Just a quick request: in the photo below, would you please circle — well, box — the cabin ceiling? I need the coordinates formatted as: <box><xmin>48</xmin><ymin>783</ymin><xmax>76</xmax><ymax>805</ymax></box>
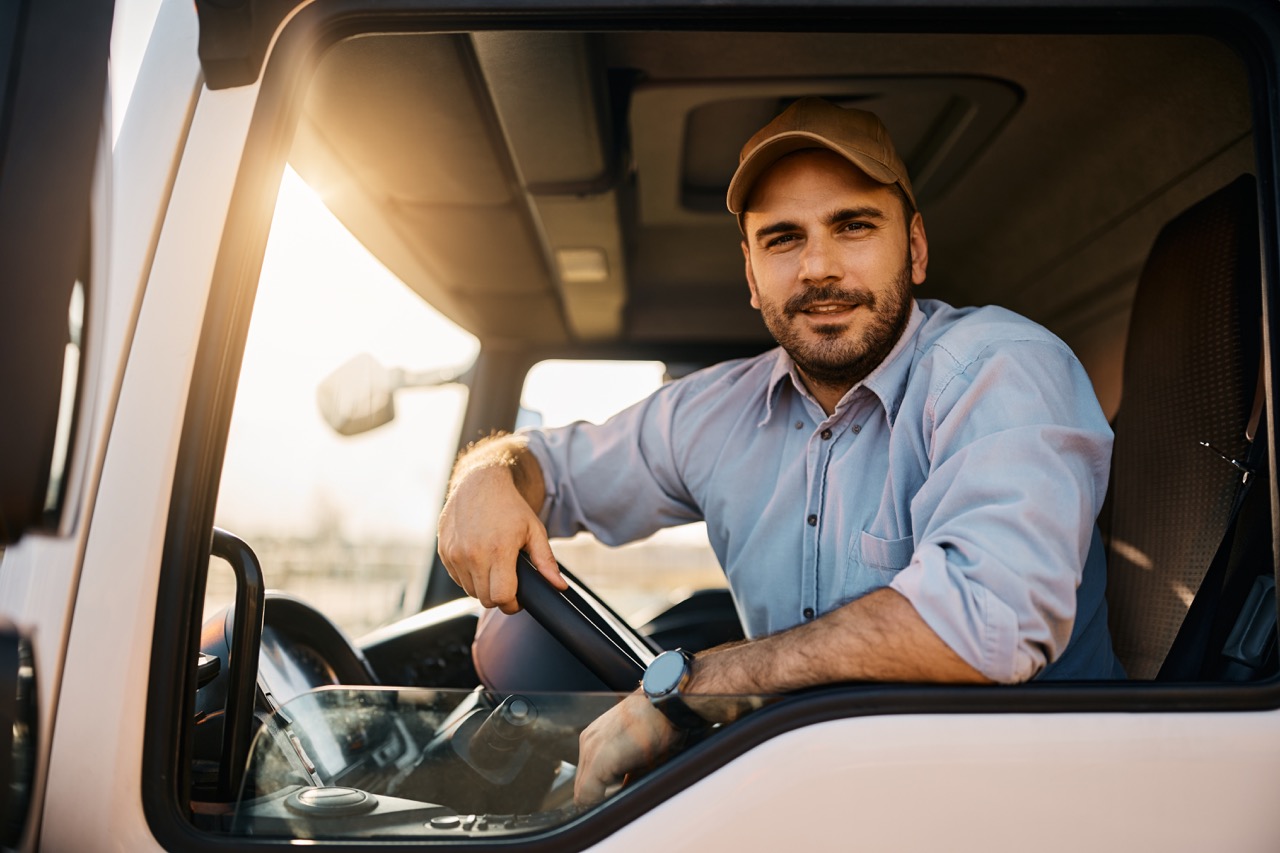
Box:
<box><xmin>288</xmin><ymin>28</ymin><xmax>1253</xmax><ymax>410</ymax></box>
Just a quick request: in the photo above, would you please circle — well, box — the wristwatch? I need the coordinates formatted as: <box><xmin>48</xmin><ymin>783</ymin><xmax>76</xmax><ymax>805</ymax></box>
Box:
<box><xmin>642</xmin><ymin>648</ymin><xmax>708</xmax><ymax>730</ymax></box>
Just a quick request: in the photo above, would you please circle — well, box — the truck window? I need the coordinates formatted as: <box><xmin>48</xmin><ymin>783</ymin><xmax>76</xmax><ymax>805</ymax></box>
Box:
<box><xmin>138</xmin><ymin>16</ymin><xmax>1280</xmax><ymax>853</ymax></box>
<box><xmin>210</xmin><ymin>167</ymin><xmax>478</xmax><ymax>637</ymax></box>
<box><xmin>519</xmin><ymin>359</ymin><xmax>727</xmax><ymax>624</ymax></box>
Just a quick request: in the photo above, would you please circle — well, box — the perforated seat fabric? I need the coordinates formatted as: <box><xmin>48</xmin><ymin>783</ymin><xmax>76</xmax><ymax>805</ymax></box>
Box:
<box><xmin>1105</xmin><ymin>175</ymin><xmax>1261</xmax><ymax>680</ymax></box>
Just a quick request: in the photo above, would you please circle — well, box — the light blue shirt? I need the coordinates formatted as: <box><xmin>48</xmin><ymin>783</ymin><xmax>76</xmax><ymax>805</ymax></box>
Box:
<box><xmin>525</xmin><ymin>299</ymin><xmax>1122</xmax><ymax>682</ymax></box>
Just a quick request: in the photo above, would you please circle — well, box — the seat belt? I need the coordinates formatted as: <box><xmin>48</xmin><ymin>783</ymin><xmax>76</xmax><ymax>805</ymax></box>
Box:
<box><xmin>1157</xmin><ymin>364</ymin><xmax>1270</xmax><ymax>682</ymax></box>
<box><xmin>1218</xmin><ymin>573</ymin><xmax>1278</xmax><ymax>679</ymax></box>
<box><xmin>1202</xmin><ymin>439</ymin><xmax>1276</xmax><ymax>680</ymax></box>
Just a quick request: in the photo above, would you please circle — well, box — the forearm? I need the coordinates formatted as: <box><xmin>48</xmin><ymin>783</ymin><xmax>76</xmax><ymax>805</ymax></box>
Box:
<box><xmin>575</xmin><ymin>583</ymin><xmax>991</xmax><ymax>807</ymax></box>
<box><xmin>577</xmin><ymin>587</ymin><xmax>991</xmax><ymax>804</ymax></box>
<box><xmin>448</xmin><ymin>432</ymin><xmax>546</xmax><ymax>512</ymax></box>
<box><xmin>689</xmin><ymin>587</ymin><xmax>990</xmax><ymax>699</ymax></box>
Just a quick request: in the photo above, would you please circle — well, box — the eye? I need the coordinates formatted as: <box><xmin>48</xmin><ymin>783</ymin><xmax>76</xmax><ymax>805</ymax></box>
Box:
<box><xmin>764</xmin><ymin>233</ymin><xmax>799</xmax><ymax>249</ymax></box>
<box><xmin>840</xmin><ymin>221</ymin><xmax>872</xmax><ymax>234</ymax></box>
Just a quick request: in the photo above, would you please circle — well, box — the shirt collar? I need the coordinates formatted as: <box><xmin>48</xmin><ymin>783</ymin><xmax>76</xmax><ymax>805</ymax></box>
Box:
<box><xmin>858</xmin><ymin>299</ymin><xmax>924</xmax><ymax>426</ymax></box>
<box><xmin>759</xmin><ymin>348</ymin><xmax>799</xmax><ymax>427</ymax></box>
<box><xmin>759</xmin><ymin>299</ymin><xmax>925</xmax><ymax>428</ymax></box>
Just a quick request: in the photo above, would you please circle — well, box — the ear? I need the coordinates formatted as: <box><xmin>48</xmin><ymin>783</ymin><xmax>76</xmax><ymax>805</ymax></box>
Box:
<box><xmin>908</xmin><ymin>212</ymin><xmax>929</xmax><ymax>286</ymax></box>
<box><xmin>742</xmin><ymin>241</ymin><xmax>761</xmax><ymax>309</ymax></box>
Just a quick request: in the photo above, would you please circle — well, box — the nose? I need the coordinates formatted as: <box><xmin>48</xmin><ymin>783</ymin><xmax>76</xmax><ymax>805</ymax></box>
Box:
<box><xmin>798</xmin><ymin>233</ymin><xmax>842</xmax><ymax>285</ymax></box>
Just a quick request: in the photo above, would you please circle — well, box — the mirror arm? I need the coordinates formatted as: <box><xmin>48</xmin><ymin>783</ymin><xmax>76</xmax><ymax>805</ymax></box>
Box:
<box><xmin>399</xmin><ymin>365</ymin><xmax>471</xmax><ymax>389</ymax></box>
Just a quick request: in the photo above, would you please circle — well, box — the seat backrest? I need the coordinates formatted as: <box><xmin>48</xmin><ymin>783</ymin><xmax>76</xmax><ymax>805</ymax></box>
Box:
<box><xmin>1104</xmin><ymin>175</ymin><xmax>1262</xmax><ymax>679</ymax></box>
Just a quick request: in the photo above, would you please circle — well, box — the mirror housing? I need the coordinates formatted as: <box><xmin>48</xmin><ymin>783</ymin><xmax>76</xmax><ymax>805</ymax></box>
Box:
<box><xmin>316</xmin><ymin>353</ymin><xmax>471</xmax><ymax>436</ymax></box>
<box><xmin>316</xmin><ymin>353</ymin><xmax>398</xmax><ymax>436</ymax></box>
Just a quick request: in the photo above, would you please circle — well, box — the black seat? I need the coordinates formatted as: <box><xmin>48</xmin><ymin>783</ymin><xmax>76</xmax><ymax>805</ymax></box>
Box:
<box><xmin>1103</xmin><ymin>175</ymin><xmax>1267</xmax><ymax>680</ymax></box>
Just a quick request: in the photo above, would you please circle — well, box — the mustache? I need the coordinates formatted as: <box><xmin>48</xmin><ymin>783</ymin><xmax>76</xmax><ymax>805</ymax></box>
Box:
<box><xmin>784</xmin><ymin>286</ymin><xmax>877</xmax><ymax>315</ymax></box>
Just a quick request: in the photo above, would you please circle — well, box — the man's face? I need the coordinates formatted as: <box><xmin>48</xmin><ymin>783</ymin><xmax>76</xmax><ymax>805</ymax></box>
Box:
<box><xmin>741</xmin><ymin>149</ymin><xmax>929</xmax><ymax>394</ymax></box>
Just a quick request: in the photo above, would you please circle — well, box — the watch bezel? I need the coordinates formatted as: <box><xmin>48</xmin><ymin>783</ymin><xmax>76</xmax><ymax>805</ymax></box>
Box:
<box><xmin>643</xmin><ymin>649</ymin><xmax>693</xmax><ymax>698</ymax></box>
<box><xmin>643</xmin><ymin>649</ymin><xmax>707</xmax><ymax>730</ymax></box>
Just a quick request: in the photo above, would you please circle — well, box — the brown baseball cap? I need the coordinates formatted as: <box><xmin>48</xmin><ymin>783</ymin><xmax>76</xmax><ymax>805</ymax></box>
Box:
<box><xmin>726</xmin><ymin>98</ymin><xmax>916</xmax><ymax>220</ymax></box>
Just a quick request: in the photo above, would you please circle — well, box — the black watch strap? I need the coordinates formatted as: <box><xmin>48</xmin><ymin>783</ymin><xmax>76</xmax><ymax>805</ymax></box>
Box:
<box><xmin>653</xmin><ymin>691</ymin><xmax>708</xmax><ymax>730</ymax></box>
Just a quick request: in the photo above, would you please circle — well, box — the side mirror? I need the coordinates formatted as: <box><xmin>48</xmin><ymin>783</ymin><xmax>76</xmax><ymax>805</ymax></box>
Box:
<box><xmin>315</xmin><ymin>353</ymin><xmax>471</xmax><ymax>437</ymax></box>
<box><xmin>0</xmin><ymin>620</ymin><xmax>37</xmax><ymax>848</ymax></box>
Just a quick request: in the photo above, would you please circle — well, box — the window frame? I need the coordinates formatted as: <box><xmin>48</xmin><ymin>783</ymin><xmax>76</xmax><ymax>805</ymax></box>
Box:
<box><xmin>145</xmin><ymin>1</ymin><xmax>1280</xmax><ymax>850</ymax></box>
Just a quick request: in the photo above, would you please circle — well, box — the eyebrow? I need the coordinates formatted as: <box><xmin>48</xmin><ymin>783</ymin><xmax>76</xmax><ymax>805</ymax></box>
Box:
<box><xmin>751</xmin><ymin>206</ymin><xmax>890</xmax><ymax>243</ymax></box>
<box><xmin>752</xmin><ymin>219</ymin><xmax>801</xmax><ymax>241</ymax></box>
<box><xmin>827</xmin><ymin>206</ymin><xmax>889</xmax><ymax>225</ymax></box>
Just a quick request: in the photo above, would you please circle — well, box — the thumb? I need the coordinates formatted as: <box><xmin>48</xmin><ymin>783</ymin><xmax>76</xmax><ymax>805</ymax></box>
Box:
<box><xmin>525</xmin><ymin>523</ymin><xmax>566</xmax><ymax>590</ymax></box>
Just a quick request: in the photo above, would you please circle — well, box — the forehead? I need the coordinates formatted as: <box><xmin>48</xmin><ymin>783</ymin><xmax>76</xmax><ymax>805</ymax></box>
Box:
<box><xmin>743</xmin><ymin>149</ymin><xmax>897</xmax><ymax>225</ymax></box>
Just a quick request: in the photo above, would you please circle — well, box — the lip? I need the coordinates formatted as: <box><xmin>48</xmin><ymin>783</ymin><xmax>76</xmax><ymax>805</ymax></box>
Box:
<box><xmin>796</xmin><ymin>302</ymin><xmax>859</xmax><ymax>316</ymax></box>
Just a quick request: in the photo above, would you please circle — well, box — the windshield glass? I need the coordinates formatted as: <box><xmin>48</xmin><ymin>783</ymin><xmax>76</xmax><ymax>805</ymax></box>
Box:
<box><xmin>211</xmin><ymin>167</ymin><xmax>478</xmax><ymax>637</ymax></box>
<box><xmin>231</xmin><ymin>686</ymin><xmax>772</xmax><ymax>840</ymax></box>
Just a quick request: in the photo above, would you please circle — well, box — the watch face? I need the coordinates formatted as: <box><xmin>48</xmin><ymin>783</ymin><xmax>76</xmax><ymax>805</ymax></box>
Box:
<box><xmin>643</xmin><ymin>650</ymin><xmax>686</xmax><ymax>697</ymax></box>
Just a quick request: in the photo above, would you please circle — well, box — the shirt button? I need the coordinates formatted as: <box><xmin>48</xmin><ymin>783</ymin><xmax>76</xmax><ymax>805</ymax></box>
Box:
<box><xmin>851</xmin><ymin>424</ymin><xmax>862</xmax><ymax>434</ymax></box>
<box><xmin>794</xmin><ymin>421</ymin><xmax>804</xmax><ymax>430</ymax></box>
<box><xmin>803</xmin><ymin>607</ymin><xmax>815</xmax><ymax>620</ymax></box>
<box><xmin>806</xmin><ymin>514</ymin><xmax>817</xmax><ymax>526</ymax></box>
<box><xmin>820</xmin><ymin>428</ymin><xmax>832</xmax><ymax>440</ymax></box>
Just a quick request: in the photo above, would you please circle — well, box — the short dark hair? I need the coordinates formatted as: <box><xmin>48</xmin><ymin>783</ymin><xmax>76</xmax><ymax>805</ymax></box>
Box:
<box><xmin>887</xmin><ymin>182</ymin><xmax>917</xmax><ymax>234</ymax></box>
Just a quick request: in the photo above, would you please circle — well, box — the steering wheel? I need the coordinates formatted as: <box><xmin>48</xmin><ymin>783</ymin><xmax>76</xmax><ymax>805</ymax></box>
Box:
<box><xmin>513</xmin><ymin>552</ymin><xmax>655</xmax><ymax>691</ymax></box>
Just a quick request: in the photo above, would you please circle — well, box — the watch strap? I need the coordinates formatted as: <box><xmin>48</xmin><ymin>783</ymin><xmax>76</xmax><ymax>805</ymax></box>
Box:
<box><xmin>645</xmin><ymin>648</ymin><xmax>708</xmax><ymax>730</ymax></box>
<box><xmin>652</xmin><ymin>691</ymin><xmax>708</xmax><ymax>730</ymax></box>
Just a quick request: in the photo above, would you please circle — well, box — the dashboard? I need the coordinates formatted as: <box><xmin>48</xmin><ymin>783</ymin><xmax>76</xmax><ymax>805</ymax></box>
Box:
<box><xmin>194</xmin><ymin>592</ymin><xmax>379</xmax><ymax>795</ymax></box>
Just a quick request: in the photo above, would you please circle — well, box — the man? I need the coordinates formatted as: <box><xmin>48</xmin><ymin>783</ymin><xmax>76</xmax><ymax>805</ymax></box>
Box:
<box><xmin>437</xmin><ymin>98</ymin><xmax>1120</xmax><ymax>806</ymax></box>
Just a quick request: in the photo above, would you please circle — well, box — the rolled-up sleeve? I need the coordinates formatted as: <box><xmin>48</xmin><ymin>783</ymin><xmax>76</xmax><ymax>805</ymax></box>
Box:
<box><xmin>889</xmin><ymin>340</ymin><xmax>1113</xmax><ymax>683</ymax></box>
<box><xmin>523</xmin><ymin>384</ymin><xmax>703</xmax><ymax>545</ymax></box>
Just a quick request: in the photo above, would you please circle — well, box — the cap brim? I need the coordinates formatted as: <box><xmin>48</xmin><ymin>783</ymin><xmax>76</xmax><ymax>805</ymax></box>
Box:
<box><xmin>726</xmin><ymin>131</ymin><xmax>901</xmax><ymax>214</ymax></box>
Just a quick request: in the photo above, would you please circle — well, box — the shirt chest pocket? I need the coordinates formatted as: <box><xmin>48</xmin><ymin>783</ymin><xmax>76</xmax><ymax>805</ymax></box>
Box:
<box><xmin>842</xmin><ymin>530</ymin><xmax>915</xmax><ymax>601</ymax></box>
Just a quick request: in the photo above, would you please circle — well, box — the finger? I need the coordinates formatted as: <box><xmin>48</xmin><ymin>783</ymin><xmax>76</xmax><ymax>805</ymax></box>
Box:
<box><xmin>525</xmin><ymin>523</ymin><xmax>566</xmax><ymax>590</ymax></box>
<box><xmin>490</xmin><ymin>557</ymin><xmax>520</xmax><ymax>614</ymax></box>
<box><xmin>440</xmin><ymin>555</ymin><xmax>461</xmax><ymax>588</ymax></box>
<box><xmin>472</xmin><ymin>560</ymin><xmax>492</xmax><ymax>609</ymax></box>
<box><xmin>574</xmin><ymin>732</ymin><xmax>610</xmax><ymax>807</ymax></box>
<box><xmin>440</xmin><ymin>553</ymin><xmax>475</xmax><ymax>599</ymax></box>
<box><xmin>574</xmin><ymin>771</ymin><xmax>607</xmax><ymax>808</ymax></box>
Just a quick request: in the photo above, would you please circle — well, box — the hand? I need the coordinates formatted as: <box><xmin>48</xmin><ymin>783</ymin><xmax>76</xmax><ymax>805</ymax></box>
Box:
<box><xmin>575</xmin><ymin>692</ymin><xmax>682</xmax><ymax>807</ymax></box>
<box><xmin>437</xmin><ymin>464</ymin><xmax>563</xmax><ymax>614</ymax></box>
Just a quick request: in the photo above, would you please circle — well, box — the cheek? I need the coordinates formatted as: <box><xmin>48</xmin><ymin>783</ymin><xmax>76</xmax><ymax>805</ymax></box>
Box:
<box><xmin>854</xmin><ymin>247</ymin><xmax>906</xmax><ymax>288</ymax></box>
<box><xmin>749</xmin><ymin>258</ymin><xmax>794</xmax><ymax>300</ymax></box>
<box><xmin>752</xmin><ymin>279</ymin><xmax>787</xmax><ymax>312</ymax></box>
<box><xmin>746</xmin><ymin>259</ymin><xmax>780</xmax><ymax>308</ymax></box>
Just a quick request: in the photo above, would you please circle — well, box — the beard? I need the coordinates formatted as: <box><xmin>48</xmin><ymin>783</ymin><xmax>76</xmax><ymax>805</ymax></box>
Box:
<box><xmin>758</xmin><ymin>251</ymin><xmax>915</xmax><ymax>394</ymax></box>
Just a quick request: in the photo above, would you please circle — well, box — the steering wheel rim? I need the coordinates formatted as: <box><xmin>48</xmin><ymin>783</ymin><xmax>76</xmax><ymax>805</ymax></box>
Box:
<box><xmin>513</xmin><ymin>552</ymin><xmax>656</xmax><ymax>691</ymax></box>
